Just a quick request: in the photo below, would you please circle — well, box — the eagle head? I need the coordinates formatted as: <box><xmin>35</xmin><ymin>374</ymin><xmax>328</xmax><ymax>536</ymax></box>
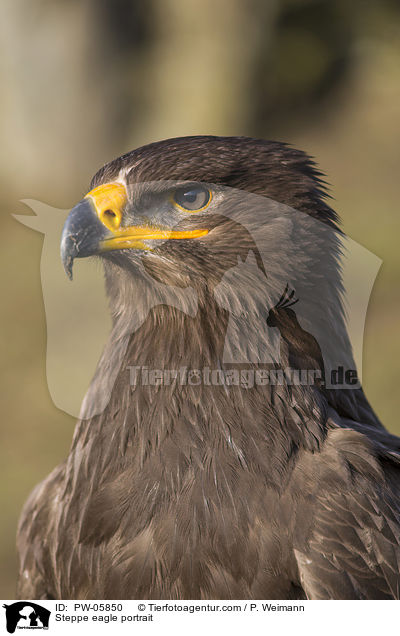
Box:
<box><xmin>61</xmin><ymin>136</ymin><xmax>338</xmax><ymax>294</ymax></box>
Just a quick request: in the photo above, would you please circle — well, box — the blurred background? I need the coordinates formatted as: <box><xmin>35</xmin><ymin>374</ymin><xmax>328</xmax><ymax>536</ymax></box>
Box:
<box><xmin>1</xmin><ymin>0</ymin><xmax>399</xmax><ymax>597</ymax></box>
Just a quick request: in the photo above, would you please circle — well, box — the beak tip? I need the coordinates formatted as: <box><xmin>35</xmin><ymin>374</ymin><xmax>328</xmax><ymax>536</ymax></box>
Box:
<box><xmin>65</xmin><ymin>262</ymin><xmax>73</xmax><ymax>280</ymax></box>
<box><xmin>61</xmin><ymin>253</ymin><xmax>74</xmax><ymax>280</ymax></box>
<box><xmin>60</xmin><ymin>235</ymin><xmax>74</xmax><ymax>280</ymax></box>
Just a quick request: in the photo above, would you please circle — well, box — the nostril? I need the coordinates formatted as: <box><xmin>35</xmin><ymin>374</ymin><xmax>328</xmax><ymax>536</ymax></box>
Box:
<box><xmin>100</xmin><ymin>208</ymin><xmax>120</xmax><ymax>230</ymax></box>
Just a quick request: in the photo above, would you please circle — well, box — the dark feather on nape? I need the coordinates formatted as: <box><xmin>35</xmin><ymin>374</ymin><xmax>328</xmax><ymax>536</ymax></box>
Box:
<box><xmin>275</xmin><ymin>284</ymin><xmax>299</xmax><ymax>310</ymax></box>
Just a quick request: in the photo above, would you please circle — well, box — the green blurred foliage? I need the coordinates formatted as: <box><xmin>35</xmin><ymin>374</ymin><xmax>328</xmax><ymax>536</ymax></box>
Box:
<box><xmin>0</xmin><ymin>0</ymin><xmax>399</xmax><ymax>597</ymax></box>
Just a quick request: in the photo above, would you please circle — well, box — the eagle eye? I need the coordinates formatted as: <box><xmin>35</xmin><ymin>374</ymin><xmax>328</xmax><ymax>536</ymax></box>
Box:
<box><xmin>172</xmin><ymin>185</ymin><xmax>212</xmax><ymax>212</ymax></box>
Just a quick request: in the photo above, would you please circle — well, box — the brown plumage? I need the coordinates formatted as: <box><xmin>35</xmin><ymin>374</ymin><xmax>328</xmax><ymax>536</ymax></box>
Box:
<box><xmin>17</xmin><ymin>136</ymin><xmax>400</xmax><ymax>599</ymax></box>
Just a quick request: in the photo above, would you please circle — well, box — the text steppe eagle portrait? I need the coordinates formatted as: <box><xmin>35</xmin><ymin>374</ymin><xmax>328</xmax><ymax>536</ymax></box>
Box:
<box><xmin>17</xmin><ymin>136</ymin><xmax>400</xmax><ymax>599</ymax></box>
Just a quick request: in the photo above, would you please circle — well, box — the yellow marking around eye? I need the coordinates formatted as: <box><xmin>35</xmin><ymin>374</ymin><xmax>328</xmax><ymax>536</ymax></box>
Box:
<box><xmin>171</xmin><ymin>189</ymin><xmax>213</xmax><ymax>213</ymax></box>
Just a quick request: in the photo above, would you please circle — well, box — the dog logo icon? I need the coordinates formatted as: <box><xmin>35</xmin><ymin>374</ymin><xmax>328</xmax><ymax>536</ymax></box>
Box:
<box><xmin>3</xmin><ymin>602</ymin><xmax>50</xmax><ymax>633</ymax></box>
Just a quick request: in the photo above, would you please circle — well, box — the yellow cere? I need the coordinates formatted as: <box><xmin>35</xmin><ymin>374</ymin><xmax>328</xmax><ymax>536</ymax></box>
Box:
<box><xmin>85</xmin><ymin>182</ymin><xmax>127</xmax><ymax>231</ymax></box>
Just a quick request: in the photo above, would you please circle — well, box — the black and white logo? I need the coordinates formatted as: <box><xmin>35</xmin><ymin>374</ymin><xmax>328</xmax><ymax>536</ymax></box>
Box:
<box><xmin>2</xmin><ymin>602</ymin><xmax>50</xmax><ymax>633</ymax></box>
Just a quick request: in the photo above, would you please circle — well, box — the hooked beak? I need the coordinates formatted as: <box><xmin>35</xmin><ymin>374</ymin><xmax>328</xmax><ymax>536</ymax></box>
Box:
<box><xmin>60</xmin><ymin>182</ymin><xmax>208</xmax><ymax>279</ymax></box>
